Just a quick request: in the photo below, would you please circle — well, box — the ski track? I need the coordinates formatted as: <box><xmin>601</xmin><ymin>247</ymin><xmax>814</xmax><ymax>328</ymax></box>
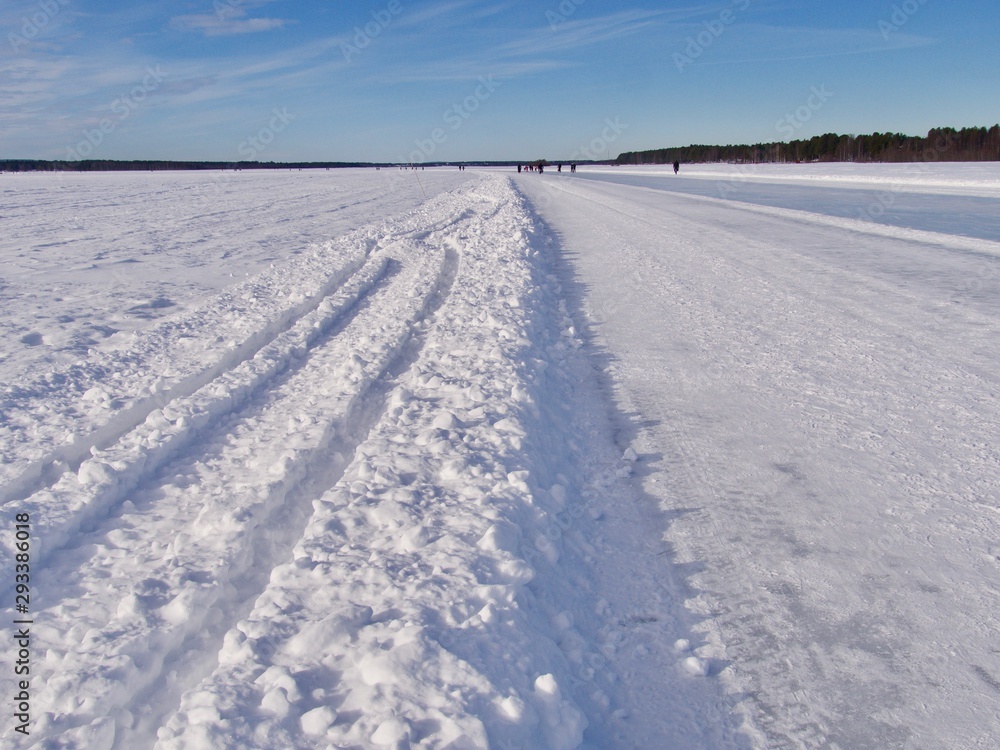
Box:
<box><xmin>0</xmin><ymin>181</ymin><xmax>466</xmax><ymax>747</ymax></box>
<box><xmin>0</xmin><ymin>175</ymin><xmax>477</xmax><ymax>564</ymax></box>
<box><xmin>38</xmin><ymin>243</ymin><xmax>437</xmax><ymax>738</ymax></box>
<box><xmin>0</xmin><ymin>174</ymin><xmax>751</xmax><ymax>749</ymax></box>
<box><xmin>0</xmin><ymin>170</ymin><xmax>466</xmax><ymax>510</ymax></box>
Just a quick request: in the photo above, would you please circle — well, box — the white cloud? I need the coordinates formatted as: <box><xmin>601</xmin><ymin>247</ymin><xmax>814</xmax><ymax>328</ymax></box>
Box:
<box><xmin>171</xmin><ymin>1</ymin><xmax>291</xmax><ymax>37</ymax></box>
<box><xmin>170</xmin><ymin>13</ymin><xmax>288</xmax><ymax>36</ymax></box>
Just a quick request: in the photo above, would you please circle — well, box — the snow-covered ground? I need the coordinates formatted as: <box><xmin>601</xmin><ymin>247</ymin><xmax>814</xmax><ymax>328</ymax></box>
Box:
<box><xmin>0</xmin><ymin>169</ymin><xmax>468</xmax><ymax>386</ymax></box>
<box><xmin>519</xmin><ymin>164</ymin><xmax>1000</xmax><ymax>749</ymax></box>
<box><xmin>0</xmin><ymin>164</ymin><xmax>998</xmax><ymax>749</ymax></box>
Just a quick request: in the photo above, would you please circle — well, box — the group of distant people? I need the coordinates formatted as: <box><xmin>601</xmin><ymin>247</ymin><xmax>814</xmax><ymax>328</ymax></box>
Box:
<box><xmin>514</xmin><ymin>161</ymin><xmax>678</xmax><ymax>173</ymax></box>
<box><xmin>389</xmin><ymin>160</ymin><xmax>678</xmax><ymax>173</ymax></box>
<box><xmin>517</xmin><ymin>163</ymin><xmax>576</xmax><ymax>174</ymax></box>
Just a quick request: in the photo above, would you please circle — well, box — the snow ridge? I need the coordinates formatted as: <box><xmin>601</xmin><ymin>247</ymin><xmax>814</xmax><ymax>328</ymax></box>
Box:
<box><xmin>154</xmin><ymin>177</ymin><xmax>592</xmax><ymax>749</ymax></box>
<box><xmin>0</xmin><ymin>234</ymin><xmax>370</xmax><ymax>507</ymax></box>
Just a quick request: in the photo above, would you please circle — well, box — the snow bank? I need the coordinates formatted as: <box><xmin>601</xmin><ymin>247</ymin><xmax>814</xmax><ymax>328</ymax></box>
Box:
<box><xmin>155</xmin><ymin>177</ymin><xmax>593</xmax><ymax>750</ymax></box>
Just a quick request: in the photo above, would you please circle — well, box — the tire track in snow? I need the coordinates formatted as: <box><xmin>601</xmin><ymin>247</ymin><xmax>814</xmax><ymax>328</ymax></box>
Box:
<box><xmin>0</xmin><ymin>182</ymin><xmax>478</xmax><ymax>512</ymax></box>
<box><xmin>0</xmin><ymin>203</ymin><xmax>487</xmax><ymax>583</ymax></box>
<box><xmin>0</xmin><ymin>252</ymin><xmax>389</xmax><ymax>580</ymax></box>
<box><xmin>0</xmin><ymin>241</ymin><xmax>373</xmax><ymax>509</ymax></box>
<box><xmin>1</xmin><ymin>217</ymin><xmax>469</xmax><ymax>748</ymax></box>
<box><xmin>124</xmin><ymin>238</ymin><xmax>462</xmax><ymax>750</ymax></box>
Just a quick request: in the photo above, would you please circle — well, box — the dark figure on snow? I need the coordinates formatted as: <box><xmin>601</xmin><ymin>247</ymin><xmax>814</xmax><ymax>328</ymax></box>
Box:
<box><xmin>673</xmin><ymin>160</ymin><xmax>680</xmax><ymax>174</ymax></box>
<box><xmin>570</xmin><ymin>163</ymin><xmax>576</xmax><ymax>173</ymax></box>
<box><xmin>557</xmin><ymin>164</ymin><xmax>562</xmax><ymax>172</ymax></box>
<box><xmin>517</xmin><ymin>165</ymin><xmax>521</xmax><ymax>173</ymax></box>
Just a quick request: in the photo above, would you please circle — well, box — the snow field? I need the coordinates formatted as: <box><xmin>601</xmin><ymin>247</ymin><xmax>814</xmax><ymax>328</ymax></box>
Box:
<box><xmin>4</xmin><ymin>228</ymin><xmax>455</xmax><ymax>746</ymax></box>
<box><xmin>0</xmin><ymin>169</ymin><xmax>467</xmax><ymax>386</ymax></box>
<box><xmin>2</xmin><ymin>173</ymin><xmax>748</xmax><ymax>749</ymax></box>
<box><xmin>0</xmin><ymin>169</ymin><xmax>466</xmax><ymax>505</ymax></box>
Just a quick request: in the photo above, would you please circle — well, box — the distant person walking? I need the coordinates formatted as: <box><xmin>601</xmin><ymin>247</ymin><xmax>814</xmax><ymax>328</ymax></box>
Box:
<box><xmin>673</xmin><ymin>160</ymin><xmax>680</xmax><ymax>174</ymax></box>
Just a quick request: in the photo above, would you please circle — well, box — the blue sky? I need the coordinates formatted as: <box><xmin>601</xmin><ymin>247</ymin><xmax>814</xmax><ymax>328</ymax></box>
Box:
<box><xmin>2</xmin><ymin>0</ymin><xmax>998</xmax><ymax>162</ymax></box>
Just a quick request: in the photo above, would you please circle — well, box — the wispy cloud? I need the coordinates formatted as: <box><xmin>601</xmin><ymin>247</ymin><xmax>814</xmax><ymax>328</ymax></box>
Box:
<box><xmin>500</xmin><ymin>9</ymin><xmax>665</xmax><ymax>56</ymax></box>
<box><xmin>3</xmin><ymin>0</ymin><xmax>982</xmax><ymax>161</ymax></box>
<box><xmin>170</xmin><ymin>14</ymin><xmax>288</xmax><ymax>36</ymax></box>
<box><xmin>0</xmin><ymin>23</ymin><xmax>355</xmax><ymax>157</ymax></box>
<box><xmin>394</xmin><ymin>0</ymin><xmax>482</xmax><ymax>29</ymax></box>
<box><xmin>377</xmin><ymin>58</ymin><xmax>573</xmax><ymax>84</ymax></box>
<box><xmin>689</xmin><ymin>23</ymin><xmax>936</xmax><ymax>65</ymax></box>
<box><xmin>170</xmin><ymin>0</ymin><xmax>291</xmax><ymax>37</ymax></box>
<box><xmin>0</xmin><ymin>58</ymin><xmax>77</xmax><ymax>118</ymax></box>
<box><xmin>373</xmin><ymin>8</ymin><xmax>664</xmax><ymax>84</ymax></box>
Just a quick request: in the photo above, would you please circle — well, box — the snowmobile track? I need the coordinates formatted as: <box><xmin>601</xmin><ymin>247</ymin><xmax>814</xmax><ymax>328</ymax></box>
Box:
<box><xmin>0</xmin><ymin>250</ymin><xmax>386</xmax><ymax>577</ymax></box>
<box><xmin>7</xmin><ymin>220</ymin><xmax>465</xmax><ymax>747</ymax></box>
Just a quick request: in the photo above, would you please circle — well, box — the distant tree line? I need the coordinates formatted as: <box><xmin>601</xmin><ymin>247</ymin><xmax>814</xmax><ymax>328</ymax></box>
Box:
<box><xmin>616</xmin><ymin>126</ymin><xmax>1000</xmax><ymax>165</ymax></box>
<box><xmin>0</xmin><ymin>160</ymin><xmax>386</xmax><ymax>172</ymax></box>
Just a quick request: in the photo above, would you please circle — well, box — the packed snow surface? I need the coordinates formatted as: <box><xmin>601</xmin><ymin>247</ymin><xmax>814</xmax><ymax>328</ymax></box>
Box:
<box><xmin>1</xmin><ymin>163</ymin><xmax>998</xmax><ymax>749</ymax></box>
<box><xmin>518</xmin><ymin>163</ymin><xmax>1000</xmax><ymax>749</ymax></box>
